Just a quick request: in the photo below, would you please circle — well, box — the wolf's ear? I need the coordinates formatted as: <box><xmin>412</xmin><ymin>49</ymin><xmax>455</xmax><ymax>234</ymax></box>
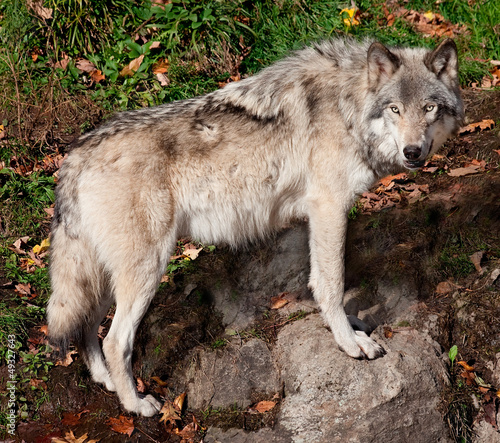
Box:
<box><xmin>367</xmin><ymin>42</ymin><xmax>401</xmax><ymax>90</ymax></box>
<box><xmin>426</xmin><ymin>39</ymin><xmax>459</xmax><ymax>89</ymax></box>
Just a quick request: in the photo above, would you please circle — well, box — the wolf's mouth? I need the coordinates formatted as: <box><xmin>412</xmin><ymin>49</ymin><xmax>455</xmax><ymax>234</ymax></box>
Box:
<box><xmin>403</xmin><ymin>159</ymin><xmax>426</xmax><ymax>170</ymax></box>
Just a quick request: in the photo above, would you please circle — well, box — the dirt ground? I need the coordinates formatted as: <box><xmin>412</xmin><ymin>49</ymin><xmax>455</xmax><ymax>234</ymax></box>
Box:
<box><xmin>1</xmin><ymin>88</ymin><xmax>499</xmax><ymax>442</ymax></box>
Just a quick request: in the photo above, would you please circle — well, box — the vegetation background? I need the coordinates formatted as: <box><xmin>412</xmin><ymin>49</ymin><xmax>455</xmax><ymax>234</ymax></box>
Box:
<box><xmin>0</xmin><ymin>0</ymin><xmax>498</xmax><ymax>441</ymax></box>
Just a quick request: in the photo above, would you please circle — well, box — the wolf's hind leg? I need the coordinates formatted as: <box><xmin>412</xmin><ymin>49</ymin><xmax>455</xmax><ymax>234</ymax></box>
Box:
<box><xmin>79</xmin><ymin>295</ymin><xmax>115</xmax><ymax>391</ymax></box>
<box><xmin>102</xmin><ymin>241</ymin><xmax>173</xmax><ymax>417</ymax></box>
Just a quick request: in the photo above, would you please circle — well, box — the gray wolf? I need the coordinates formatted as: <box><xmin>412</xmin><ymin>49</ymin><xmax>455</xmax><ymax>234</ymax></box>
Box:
<box><xmin>47</xmin><ymin>38</ymin><xmax>463</xmax><ymax>416</ymax></box>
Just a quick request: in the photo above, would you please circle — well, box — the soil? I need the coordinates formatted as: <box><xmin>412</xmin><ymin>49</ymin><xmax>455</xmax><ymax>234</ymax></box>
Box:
<box><xmin>1</xmin><ymin>88</ymin><xmax>499</xmax><ymax>442</ymax></box>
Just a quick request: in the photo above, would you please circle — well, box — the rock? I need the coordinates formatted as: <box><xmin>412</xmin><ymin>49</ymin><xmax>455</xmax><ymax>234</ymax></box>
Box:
<box><xmin>274</xmin><ymin>314</ymin><xmax>451</xmax><ymax>442</ymax></box>
<box><xmin>204</xmin><ymin>427</ymin><xmax>291</xmax><ymax>443</ymax></box>
<box><xmin>183</xmin><ymin>338</ymin><xmax>280</xmax><ymax>409</ymax></box>
<box><xmin>473</xmin><ymin>418</ymin><xmax>500</xmax><ymax>443</ymax></box>
<box><xmin>209</xmin><ymin>226</ymin><xmax>311</xmax><ymax>331</ymax></box>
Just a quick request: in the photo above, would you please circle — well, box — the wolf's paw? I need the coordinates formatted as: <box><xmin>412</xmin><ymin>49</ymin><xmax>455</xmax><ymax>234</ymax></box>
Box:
<box><xmin>340</xmin><ymin>331</ymin><xmax>385</xmax><ymax>360</ymax></box>
<box><xmin>353</xmin><ymin>331</ymin><xmax>385</xmax><ymax>359</ymax></box>
<box><xmin>136</xmin><ymin>394</ymin><xmax>162</xmax><ymax>417</ymax></box>
<box><xmin>123</xmin><ymin>394</ymin><xmax>162</xmax><ymax>416</ymax></box>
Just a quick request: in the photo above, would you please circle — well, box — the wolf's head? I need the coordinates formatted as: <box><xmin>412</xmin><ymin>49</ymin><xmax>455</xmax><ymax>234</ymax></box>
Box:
<box><xmin>364</xmin><ymin>39</ymin><xmax>464</xmax><ymax>171</ymax></box>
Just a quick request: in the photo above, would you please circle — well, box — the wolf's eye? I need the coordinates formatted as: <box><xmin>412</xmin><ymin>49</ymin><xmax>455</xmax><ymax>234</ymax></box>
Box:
<box><xmin>390</xmin><ymin>106</ymin><xmax>400</xmax><ymax>114</ymax></box>
<box><xmin>425</xmin><ymin>104</ymin><xmax>435</xmax><ymax>113</ymax></box>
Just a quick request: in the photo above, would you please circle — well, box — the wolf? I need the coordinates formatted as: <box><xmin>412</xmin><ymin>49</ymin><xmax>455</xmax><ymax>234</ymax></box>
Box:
<box><xmin>47</xmin><ymin>37</ymin><xmax>464</xmax><ymax>416</ymax></box>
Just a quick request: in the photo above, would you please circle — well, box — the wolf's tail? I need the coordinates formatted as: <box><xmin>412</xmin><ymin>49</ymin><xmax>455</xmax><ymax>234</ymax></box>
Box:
<box><xmin>47</xmin><ymin>219</ymin><xmax>107</xmax><ymax>356</ymax></box>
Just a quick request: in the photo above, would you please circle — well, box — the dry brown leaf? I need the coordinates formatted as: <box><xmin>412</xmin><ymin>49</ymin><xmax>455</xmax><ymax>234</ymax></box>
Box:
<box><xmin>459</xmin><ymin>119</ymin><xmax>495</xmax><ymax>134</ymax></box>
<box><xmin>156</xmin><ymin>73</ymin><xmax>170</xmax><ymax>86</ymax></box>
<box><xmin>380</xmin><ymin>173</ymin><xmax>408</xmax><ymax>187</ymax></box>
<box><xmin>56</xmin><ymin>349</ymin><xmax>78</xmax><ymax>367</ymax></box>
<box><xmin>54</xmin><ymin>54</ymin><xmax>70</xmax><ymax>70</ymax></box>
<box><xmin>9</xmin><ymin>236</ymin><xmax>30</xmax><ymax>254</ymax></box>
<box><xmin>271</xmin><ymin>292</ymin><xmax>290</xmax><ymax>310</ymax></box>
<box><xmin>152</xmin><ymin>59</ymin><xmax>169</xmax><ymax>74</ymax></box>
<box><xmin>183</xmin><ymin>247</ymin><xmax>202</xmax><ymax>260</ymax></box>
<box><xmin>151</xmin><ymin>375</ymin><xmax>168</xmax><ymax>387</ymax></box>
<box><xmin>76</xmin><ymin>59</ymin><xmax>97</xmax><ymax>73</ymax></box>
<box><xmin>136</xmin><ymin>377</ymin><xmax>146</xmax><ymax>393</ymax></box>
<box><xmin>175</xmin><ymin>422</ymin><xmax>197</xmax><ymax>441</ymax></box>
<box><xmin>469</xmin><ymin>251</ymin><xmax>485</xmax><ymax>274</ymax></box>
<box><xmin>107</xmin><ymin>415</ymin><xmax>134</xmax><ymax>437</ymax></box>
<box><xmin>159</xmin><ymin>400</ymin><xmax>181</xmax><ymax>426</ymax></box>
<box><xmin>120</xmin><ymin>55</ymin><xmax>145</xmax><ymax>77</ymax></box>
<box><xmin>447</xmin><ymin>164</ymin><xmax>481</xmax><ymax>177</ymax></box>
<box><xmin>90</xmin><ymin>70</ymin><xmax>105</xmax><ymax>83</ymax></box>
<box><xmin>457</xmin><ymin>361</ymin><xmax>475</xmax><ymax>372</ymax></box>
<box><xmin>435</xmin><ymin>281</ymin><xmax>456</xmax><ymax>294</ymax></box>
<box><xmin>51</xmin><ymin>430</ymin><xmax>99</xmax><ymax>443</ymax></box>
<box><xmin>384</xmin><ymin>326</ymin><xmax>394</xmax><ymax>338</ymax></box>
<box><xmin>174</xmin><ymin>392</ymin><xmax>186</xmax><ymax>412</ymax></box>
<box><xmin>27</xmin><ymin>0</ymin><xmax>52</xmax><ymax>20</ymax></box>
<box><xmin>61</xmin><ymin>409</ymin><xmax>89</xmax><ymax>426</ymax></box>
<box><xmin>253</xmin><ymin>400</ymin><xmax>276</xmax><ymax>413</ymax></box>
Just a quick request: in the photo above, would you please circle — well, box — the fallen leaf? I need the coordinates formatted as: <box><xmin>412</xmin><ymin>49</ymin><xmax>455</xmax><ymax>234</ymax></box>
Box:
<box><xmin>51</xmin><ymin>430</ymin><xmax>99</xmax><ymax>443</ymax></box>
<box><xmin>9</xmin><ymin>236</ymin><xmax>30</xmax><ymax>254</ymax></box>
<box><xmin>380</xmin><ymin>173</ymin><xmax>408</xmax><ymax>187</ymax></box>
<box><xmin>457</xmin><ymin>360</ymin><xmax>475</xmax><ymax>372</ymax></box>
<box><xmin>435</xmin><ymin>281</ymin><xmax>456</xmax><ymax>294</ymax></box>
<box><xmin>76</xmin><ymin>59</ymin><xmax>97</xmax><ymax>73</ymax></box>
<box><xmin>15</xmin><ymin>283</ymin><xmax>37</xmax><ymax>299</ymax></box>
<box><xmin>61</xmin><ymin>409</ymin><xmax>89</xmax><ymax>426</ymax></box>
<box><xmin>152</xmin><ymin>59</ymin><xmax>169</xmax><ymax>74</ymax></box>
<box><xmin>384</xmin><ymin>326</ymin><xmax>394</xmax><ymax>338</ymax></box>
<box><xmin>460</xmin><ymin>369</ymin><xmax>475</xmax><ymax>386</ymax></box>
<box><xmin>469</xmin><ymin>251</ymin><xmax>485</xmax><ymax>274</ymax></box>
<box><xmin>173</xmin><ymin>392</ymin><xmax>186</xmax><ymax>412</ymax></box>
<box><xmin>56</xmin><ymin>349</ymin><xmax>78</xmax><ymax>367</ymax></box>
<box><xmin>271</xmin><ymin>292</ymin><xmax>290</xmax><ymax>310</ymax></box>
<box><xmin>27</xmin><ymin>0</ymin><xmax>52</xmax><ymax>20</ymax></box>
<box><xmin>156</xmin><ymin>72</ymin><xmax>170</xmax><ymax>86</ymax></box>
<box><xmin>54</xmin><ymin>53</ymin><xmax>70</xmax><ymax>70</ymax></box>
<box><xmin>159</xmin><ymin>400</ymin><xmax>181</xmax><ymax>426</ymax></box>
<box><xmin>33</xmin><ymin>238</ymin><xmax>50</xmax><ymax>254</ymax></box>
<box><xmin>459</xmin><ymin>119</ymin><xmax>495</xmax><ymax>135</ymax></box>
<box><xmin>120</xmin><ymin>55</ymin><xmax>145</xmax><ymax>77</ymax></box>
<box><xmin>106</xmin><ymin>415</ymin><xmax>134</xmax><ymax>437</ymax></box>
<box><xmin>447</xmin><ymin>165</ymin><xmax>481</xmax><ymax>177</ymax></box>
<box><xmin>183</xmin><ymin>247</ymin><xmax>202</xmax><ymax>260</ymax></box>
<box><xmin>90</xmin><ymin>70</ymin><xmax>105</xmax><ymax>83</ymax></box>
<box><xmin>483</xmin><ymin>400</ymin><xmax>498</xmax><ymax>429</ymax></box>
<box><xmin>151</xmin><ymin>376</ymin><xmax>168</xmax><ymax>387</ymax></box>
<box><xmin>253</xmin><ymin>400</ymin><xmax>276</xmax><ymax>413</ymax></box>
<box><xmin>174</xmin><ymin>421</ymin><xmax>197</xmax><ymax>441</ymax></box>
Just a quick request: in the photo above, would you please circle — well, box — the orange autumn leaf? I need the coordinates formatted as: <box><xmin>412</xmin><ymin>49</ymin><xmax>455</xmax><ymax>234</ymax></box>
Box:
<box><xmin>90</xmin><ymin>70</ymin><xmax>105</xmax><ymax>83</ymax></box>
<box><xmin>457</xmin><ymin>360</ymin><xmax>475</xmax><ymax>372</ymax></box>
<box><xmin>106</xmin><ymin>415</ymin><xmax>134</xmax><ymax>437</ymax></box>
<box><xmin>120</xmin><ymin>55</ymin><xmax>145</xmax><ymax>77</ymax></box>
<box><xmin>458</xmin><ymin>119</ymin><xmax>495</xmax><ymax>135</ymax></box>
<box><xmin>253</xmin><ymin>400</ymin><xmax>276</xmax><ymax>413</ymax></box>
<box><xmin>152</xmin><ymin>58</ymin><xmax>169</xmax><ymax>74</ymax></box>
<box><xmin>380</xmin><ymin>173</ymin><xmax>408</xmax><ymax>187</ymax></box>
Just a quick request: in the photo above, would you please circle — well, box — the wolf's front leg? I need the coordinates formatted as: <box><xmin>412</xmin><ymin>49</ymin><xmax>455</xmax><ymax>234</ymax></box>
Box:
<box><xmin>308</xmin><ymin>202</ymin><xmax>385</xmax><ymax>359</ymax></box>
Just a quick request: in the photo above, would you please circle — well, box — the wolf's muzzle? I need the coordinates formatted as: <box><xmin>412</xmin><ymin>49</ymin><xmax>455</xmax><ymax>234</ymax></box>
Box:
<box><xmin>403</xmin><ymin>145</ymin><xmax>426</xmax><ymax>169</ymax></box>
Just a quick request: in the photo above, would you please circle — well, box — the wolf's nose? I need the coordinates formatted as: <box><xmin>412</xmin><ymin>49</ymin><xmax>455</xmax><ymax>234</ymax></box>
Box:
<box><xmin>403</xmin><ymin>145</ymin><xmax>422</xmax><ymax>161</ymax></box>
